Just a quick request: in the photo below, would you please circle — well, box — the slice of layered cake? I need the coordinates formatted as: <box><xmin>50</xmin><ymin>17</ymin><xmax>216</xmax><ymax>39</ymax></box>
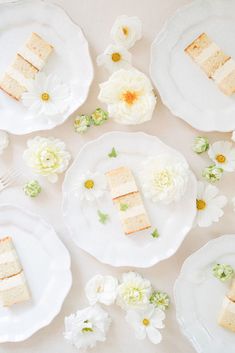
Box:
<box><xmin>185</xmin><ymin>33</ymin><xmax>235</xmax><ymax>95</ymax></box>
<box><xmin>0</xmin><ymin>237</ymin><xmax>30</xmax><ymax>307</ymax></box>
<box><xmin>106</xmin><ymin>166</ymin><xmax>151</xmax><ymax>235</ymax></box>
<box><xmin>218</xmin><ymin>296</ymin><xmax>235</xmax><ymax>332</ymax></box>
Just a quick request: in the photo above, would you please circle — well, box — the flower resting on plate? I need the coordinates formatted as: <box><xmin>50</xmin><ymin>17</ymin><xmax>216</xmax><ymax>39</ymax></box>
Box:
<box><xmin>0</xmin><ymin>130</ymin><xmax>9</xmax><ymax>154</ymax></box>
<box><xmin>97</xmin><ymin>210</ymin><xmax>109</xmax><ymax>224</ymax></box>
<box><xmin>139</xmin><ymin>154</ymin><xmax>189</xmax><ymax>204</ymax></box>
<box><xmin>195</xmin><ymin>181</ymin><xmax>227</xmax><ymax>227</ymax></box>
<box><xmin>108</xmin><ymin>147</ymin><xmax>118</xmax><ymax>158</ymax></box>
<box><xmin>73</xmin><ymin>171</ymin><xmax>107</xmax><ymax>202</ymax></box>
<box><xmin>74</xmin><ymin>115</ymin><xmax>91</xmax><ymax>133</ymax></box>
<box><xmin>151</xmin><ymin>228</ymin><xmax>160</xmax><ymax>238</ymax></box>
<box><xmin>149</xmin><ymin>291</ymin><xmax>170</xmax><ymax>311</ymax></box>
<box><xmin>90</xmin><ymin>108</ymin><xmax>109</xmax><ymax>126</ymax></box>
<box><xmin>97</xmin><ymin>44</ymin><xmax>132</xmax><ymax>73</ymax></box>
<box><xmin>64</xmin><ymin>304</ymin><xmax>111</xmax><ymax>351</ymax></box>
<box><xmin>212</xmin><ymin>264</ymin><xmax>234</xmax><ymax>282</ymax></box>
<box><xmin>23</xmin><ymin>136</ymin><xmax>71</xmax><ymax>183</ymax></box>
<box><xmin>98</xmin><ymin>68</ymin><xmax>156</xmax><ymax>125</ymax></box>
<box><xmin>23</xmin><ymin>180</ymin><xmax>41</xmax><ymax>197</ymax></box>
<box><xmin>208</xmin><ymin>141</ymin><xmax>235</xmax><ymax>172</ymax></box>
<box><xmin>117</xmin><ymin>272</ymin><xmax>152</xmax><ymax>311</ymax></box>
<box><xmin>192</xmin><ymin>136</ymin><xmax>209</xmax><ymax>154</ymax></box>
<box><xmin>22</xmin><ymin>73</ymin><xmax>70</xmax><ymax>116</ymax></box>
<box><xmin>202</xmin><ymin>165</ymin><xmax>223</xmax><ymax>183</ymax></box>
<box><xmin>125</xmin><ymin>305</ymin><xmax>165</xmax><ymax>344</ymax></box>
<box><xmin>85</xmin><ymin>274</ymin><xmax>118</xmax><ymax>305</ymax></box>
<box><xmin>111</xmin><ymin>15</ymin><xmax>142</xmax><ymax>49</ymax></box>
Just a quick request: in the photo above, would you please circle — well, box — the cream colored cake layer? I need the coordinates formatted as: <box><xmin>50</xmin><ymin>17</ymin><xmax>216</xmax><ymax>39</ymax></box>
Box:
<box><xmin>228</xmin><ymin>279</ymin><xmax>235</xmax><ymax>302</ymax></box>
<box><xmin>0</xmin><ymin>73</ymin><xmax>26</xmax><ymax>100</ymax></box>
<box><xmin>218</xmin><ymin>296</ymin><xmax>235</xmax><ymax>332</ymax></box>
<box><xmin>0</xmin><ymin>282</ymin><xmax>30</xmax><ymax>307</ymax></box>
<box><xmin>0</xmin><ymin>237</ymin><xmax>22</xmax><ymax>279</ymax></box>
<box><xmin>106</xmin><ymin>166</ymin><xmax>138</xmax><ymax>199</ymax></box>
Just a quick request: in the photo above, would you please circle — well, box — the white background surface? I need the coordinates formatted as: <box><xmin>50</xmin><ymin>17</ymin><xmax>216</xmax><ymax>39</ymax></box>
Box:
<box><xmin>0</xmin><ymin>0</ymin><xmax>234</xmax><ymax>352</ymax></box>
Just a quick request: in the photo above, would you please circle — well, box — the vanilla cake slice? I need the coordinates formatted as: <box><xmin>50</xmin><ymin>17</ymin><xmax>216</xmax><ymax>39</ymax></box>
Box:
<box><xmin>105</xmin><ymin>166</ymin><xmax>138</xmax><ymax>200</ymax></box>
<box><xmin>0</xmin><ymin>237</ymin><xmax>30</xmax><ymax>307</ymax></box>
<box><xmin>185</xmin><ymin>32</ymin><xmax>235</xmax><ymax>95</ymax></box>
<box><xmin>218</xmin><ymin>296</ymin><xmax>235</xmax><ymax>332</ymax></box>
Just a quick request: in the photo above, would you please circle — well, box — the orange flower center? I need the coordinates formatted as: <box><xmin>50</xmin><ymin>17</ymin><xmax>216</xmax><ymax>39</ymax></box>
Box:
<box><xmin>122</xmin><ymin>90</ymin><xmax>139</xmax><ymax>105</ymax></box>
<box><xmin>112</xmin><ymin>52</ymin><xmax>122</xmax><ymax>62</ymax></box>
<box><xmin>216</xmin><ymin>154</ymin><xmax>226</xmax><ymax>163</ymax></box>
<box><xmin>41</xmin><ymin>92</ymin><xmax>50</xmax><ymax>101</ymax></box>
<box><xmin>122</xmin><ymin>26</ymin><xmax>129</xmax><ymax>36</ymax></box>
<box><xmin>142</xmin><ymin>318</ymin><xmax>150</xmax><ymax>326</ymax></box>
<box><xmin>196</xmin><ymin>199</ymin><xmax>206</xmax><ymax>210</ymax></box>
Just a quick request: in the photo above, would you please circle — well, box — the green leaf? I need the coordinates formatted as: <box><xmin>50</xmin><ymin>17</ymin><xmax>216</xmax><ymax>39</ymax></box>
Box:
<box><xmin>120</xmin><ymin>203</ymin><xmax>129</xmax><ymax>211</ymax></box>
<box><xmin>97</xmin><ymin>210</ymin><xmax>109</xmax><ymax>224</ymax></box>
<box><xmin>151</xmin><ymin>228</ymin><xmax>160</xmax><ymax>238</ymax></box>
<box><xmin>108</xmin><ymin>147</ymin><xmax>118</xmax><ymax>158</ymax></box>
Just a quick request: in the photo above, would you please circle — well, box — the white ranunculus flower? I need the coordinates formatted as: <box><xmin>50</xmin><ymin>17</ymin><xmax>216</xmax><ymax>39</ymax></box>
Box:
<box><xmin>73</xmin><ymin>171</ymin><xmax>107</xmax><ymax>202</ymax></box>
<box><xmin>97</xmin><ymin>44</ymin><xmax>132</xmax><ymax>73</ymax></box>
<box><xmin>125</xmin><ymin>305</ymin><xmax>165</xmax><ymax>344</ymax></box>
<box><xmin>111</xmin><ymin>15</ymin><xmax>142</xmax><ymax>49</ymax></box>
<box><xmin>23</xmin><ymin>136</ymin><xmax>71</xmax><ymax>183</ymax></box>
<box><xmin>98</xmin><ymin>68</ymin><xmax>156</xmax><ymax>125</ymax></box>
<box><xmin>195</xmin><ymin>181</ymin><xmax>227</xmax><ymax>227</ymax></box>
<box><xmin>64</xmin><ymin>304</ymin><xmax>111</xmax><ymax>351</ymax></box>
<box><xmin>208</xmin><ymin>141</ymin><xmax>235</xmax><ymax>172</ymax></box>
<box><xmin>0</xmin><ymin>130</ymin><xmax>9</xmax><ymax>154</ymax></box>
<box><xmin>85</xmin><ymin>274</ymin><xmax>118</xmax><ymax>306</ymax></box>
<box><xmin>139</xmin><ymin>154</ymin><xmax>189</xmax><ymax>205</ymax></box>
<box><xmin>117</xmin><ymin>272</ymin><xmax>152</xmax><ymax>311</ymax></box>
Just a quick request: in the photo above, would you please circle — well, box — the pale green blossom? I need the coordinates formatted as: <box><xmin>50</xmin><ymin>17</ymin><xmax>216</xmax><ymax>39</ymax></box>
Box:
<box><xmin>193</xmin><ymin>136</ymin><xmax>209</xmax><ymax>154</ymax></box>
<box><xmin>202</xmin><ymin>165</ymin><xmax>223</xmax><ymax>183</ymax></box>
<box><xmin>91</xmin><ymin>108</ymin><xmax>108</xmax><ymax>126</ymax></box>
<box><xmin>149</xmin><ymin>290</ymin><xmax>170</xmax><ymax>310</ymax></box>
<box><xmin>212</xmin><ymin>263</ymin><xmax>234</xmax><ymax>282</ymax></box>
<box><xmin>74</xmin><ymin>115</ymin><xmax>91</xmax><ymax>133</ymax></box>
<box><xmin>23</xmin><ymin>180</ymin><xmax>41</xmax><ymax>197</ymax></box>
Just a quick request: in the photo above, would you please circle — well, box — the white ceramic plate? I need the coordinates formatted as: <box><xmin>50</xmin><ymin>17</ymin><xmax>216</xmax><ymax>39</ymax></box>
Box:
<box><xmin>0</xmin><ymin>0</ymin><xmax>93</xmax><ymax>134</ymax></box>
<box><xmin>0</xmin><ymin>204</ymin><xmax>72</xmax><ymax>342</ymax></box>
<box><xmin>150</xmin><ymin>0</ymin><xmax>235</xmax><ymax>132</ymax></box>
<box><xmin>62</xmin><ymin>131</ymin><xmax>197</xmax><ymax>268</ymax></box>
<box><xmin>174</xmin><ymin>234</ymin><xmax>235</xmax><ymax>353</ymax></box>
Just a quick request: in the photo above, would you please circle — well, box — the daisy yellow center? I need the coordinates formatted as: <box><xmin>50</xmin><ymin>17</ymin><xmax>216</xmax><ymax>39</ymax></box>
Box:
<box><xmin>143</xmin><ymin>318</ymin><xmax>150</xmax><ymax>326</ymax></box>
<box><xmin>84</xmin><ymin>179</ymin><xmax>94</xmax><ymax>189</ymax></box>
<box><xmin>216</xmin><ymin>154</ymin><xmax>226</xmax><ymax>163</ymax></box>
<box><xmin>112</xmin><ymin>52</ymin><xmax>122</xmax><ymax>62</ymax></box>
<box><xmin>196</xmin><ymin>199</ymin><xmax>206</xmax><ymax>210</ymax></box>
<box><xmin>122</xmin><ymin>91</ymin><xmax>139</xmax><ymax>105</ymax></box>
<box><xmin>122</xmin><ymin>26</ymin><xmax>129</xmax><ymax>36</ymax></box>
<box><xmin>41</xmin><ymin>92</ymin><xmax>50</xmax><ymax>101</ymax></box>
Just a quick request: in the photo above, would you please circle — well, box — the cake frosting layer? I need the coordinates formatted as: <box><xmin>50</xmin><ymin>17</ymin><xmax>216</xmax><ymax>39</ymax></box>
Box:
<box><xmin>0</xmin><ymin>271</ymin><xmax>25</xmax><ymax>291</ymax></box>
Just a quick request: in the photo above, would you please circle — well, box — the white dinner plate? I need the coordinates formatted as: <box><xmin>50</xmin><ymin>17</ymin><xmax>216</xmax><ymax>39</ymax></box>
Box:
<box><xmin>0</xmin><ymin>0</ymin><xmax>93</xmax><ymax>134</ymax></box>
<box><xmin>0</xmin><ymin>204</ymin><xmax>72</xmax><ymax>342</ymax></box>
<box><xmin>62</xmin><ymin>131</ymin><xmax>197</xmax><ymax>268</ymax></box>
<box><xmin>174</xmin><ymin>234</ymin><xmax>235</xmax><ymax>353</ymax></box>
<box><xmin>150</xmin><ymin>0</ymin><xmax>235</xmax><ymax>132</ymax></box>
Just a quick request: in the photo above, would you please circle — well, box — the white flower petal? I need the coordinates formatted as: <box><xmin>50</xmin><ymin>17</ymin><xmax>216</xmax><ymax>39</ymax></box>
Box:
<box><xmin>146</xmin><ymin>326</ymin><xmax>162</xmax><ymax>344</ymax></box>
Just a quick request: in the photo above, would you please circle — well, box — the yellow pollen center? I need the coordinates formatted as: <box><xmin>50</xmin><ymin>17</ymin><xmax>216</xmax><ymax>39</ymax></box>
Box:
<box><xmin>122</xmin><ymin>26</ymin><xmax>129</xmax><ymax>36</ymax></box>
<box><xmin>196</xmin><ymin>199</ymin><xmax>206</xmax><ymax>210</ymax></box>
<box><xmin>122</xmin><ymin>91</ymin><xmax>138</xmax><ymax>105</ymax></box>
<box><xmin>84</xmin><ymin>179</ymin><xmax>94</xmax><ymax>189</ymax></box>
<box><xmin>41</xmin><ymin>92</ymin><xmax>50</xmax><ymax>101</ymax></box>
<box><xmin>216</xmin><ymin>154</ymin><xmax>226</xmax><ymax>163</ymax></box>
<box><xmin>111</xmin><ymin>52</ymin><xmax>122</xmax><ymax>62</ymax></box>
<box><xmin>143</xmin><ymin>318</ymin><xmax>150</xmax><ymax>326</ymax></box>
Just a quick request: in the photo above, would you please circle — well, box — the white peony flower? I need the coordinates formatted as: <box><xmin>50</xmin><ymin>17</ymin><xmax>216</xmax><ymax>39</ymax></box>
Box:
<box><xmin>208</xmin><ymin>141</ymin><xmax>235</xmax><ymax>172</ymax></box>
<box><xmin>117</xmin><ymin>272</ymin><xmax>152</xmax><ymax>311</ymax></box>
<box><xmin>73</xmin><ymin>171</ymin><xmax>107</xmax><ymax>202</ymax></box>
<box><xmin>85</xmin><ymin>274</ymin><xmax>118</xmax><ymax>306</ymax></box>
<box><xmin>111</xmin><ymin>15</ymin><xmax>142</xmax><ymax>49</ymax></box>
<box><xmin>23</xmin><ymin>136</ymin><xmax>71</xmax><ymax>183</ymax></box>
<box><xmin>139</xmin><ymin>154</ymin><xmax>189</xmax><ymax>205</ymax></box>
<box><xmin>98</xmin><ymin>68</ymin><xmax>156</xmax><ymax>125</ymax></box>
<box><xmin>22</xmin><ymin>73</ymin><xmax>70</xmax><ymax>117</ymax></box>
<box><xmin>195</xmin><ymin>181</ymin><xmax>227</xmax><ymax>227</ymax></box>
<box><xmin>0</xmin><ymin>130</ymin><xmax>9</xmax><ymax>154</ymax></box>
<box><xmin>97</xmin><ymin>44</ymin><xmax>132</xmax><ymax>73</ymax></box>
<box><xmin>125</xmin><ymin>305</ymin><xmax>165</xmax><ymax>344</ymax></box>
<box><xmin>64</xmin><ymin>304</ymin><xmax>111</xmax><ymax>351</ymax></box>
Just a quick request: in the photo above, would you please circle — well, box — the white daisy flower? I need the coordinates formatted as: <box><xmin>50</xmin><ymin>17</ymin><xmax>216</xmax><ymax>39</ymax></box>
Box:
<box><xmin>97</xmin><ymin>44</ymin><xmax>132</xmax><ymax>73</ymax></box>
<box><xmin>85</xmin><ymin>274</ymin><xmax>118</xmax><ymax>306</ymax></box>
<box><xmin>195</xmin><ymin>181</ymin><xmax>227</xmax><ymax>227</ymax></box>
<box><xmin>64</xmin><ymin>304</ymin><xmax>111</xmax><ymax>351</ymax></box>
<box><xmin>73</xmin><ymin>171</ymin><xmax>107</xmax><ymax>202</ymax></box>
<box><xmin>111</xmin><ymin>15</ymin><xmax>142</xmax><ymax>49</ymax></box>
<box><xmin>208</xmin><ymin>141</ymin><xmax>235</xmax><ymax>172</ymax></box>
<box><xmin>22</xmin><ymin>73</ymin><xmax>70</xmax><ymax>117</ymax></box>
<box><xmin>125</xmin><ymin>305</ymin><xmax>165</xmax><ymax>344</ymax></box>
<box><xmin>0</xmin><ymin>130</ymin><xmax>9</xmax><ymax>154</ymax></box>
<box><xmin>98</xmin><ymin>68</ymin><xmax>156</xmax><ymax>125</ymax></box>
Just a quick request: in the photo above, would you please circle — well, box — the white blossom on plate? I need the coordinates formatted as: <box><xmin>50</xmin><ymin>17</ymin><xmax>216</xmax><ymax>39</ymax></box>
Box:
<box><xmin>195</xmin><ymin>181</ymin><xmax>227</xmax><ymax>227</ymax></box>
<box><xmin>97</xmin><ymin>44</ymin><xmax>132</xmax><ymax>73</ymax></box>
<box><xmin>117</xmin><ymin>272</ymin><xmax>152</xmax><ymax>311</ymax></box>
<box><xmin>73</xmin><ymin>171</ymin><xmax>107</xmax><ymax>202</ymax></box>
<box><xmin>111</xmin><ymin>15</ymin><xmax>142</xmax><ymax>49</ymax></box>
<box><xmin>125</xmin><ymin>305</ymin><xmax>165</xmax><ymax>344</ymax></box>
<box><xmin>64</xmin><ymin>304</ymin><xmax>111</xmax><ymax>351</ymax></box>
<box><xmin>208</xmin><ymin>141</ymin><xmax>235</xmax><ymax>172</ymax></box>
<box><xmin>139</xmin><ymin>154</ymin><xmax>189</xmax><ymax>204</ymax></box>
<box><xmin>98</xmin><ymin>68</ymin><xmax>156</xmax><ymax>125</ymax></box>
<box><xmin>0</xmin><ymin>130</ymin><xmax>9</xmax><ymax>154</ymax></box>
<box><xmin>85</xmin><ymin>274</ymin><xmax>118</xmax><ymax>306</ymax></box>
<box><xmin>23</xmin><ymin>136</ymin><xmax>71</xmax><ymax>183</ymax></box>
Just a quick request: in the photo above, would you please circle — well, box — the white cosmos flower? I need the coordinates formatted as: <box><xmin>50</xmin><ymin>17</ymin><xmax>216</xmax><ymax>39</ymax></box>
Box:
<box><xmin>195</xmin><ymin>181</ymin><xmax>227</xmax><ymax>227</ymax></box>
<box><xmin>97</xmin><ymin>44</ymin><xmax>132</xmax><ymax>73</ymax></box>
<box><xmin>125</xmin><ymin>305</ymin><xmax>165</xmax><ymax>344</ymax></box>
<box><xmin>64</xmin><ymin>304</ymin><xmax>111</xmax><ymax>351</ymax></box>
<box><xmin>111</xmin><ymin>15</ymin><xmax>142</xmax><ymax>49</ymax></box>
<box><xmin>139</xmin><ymin>154</ymin><xmax>189</xmax><ymax>205</ymax></box>
<box><xmin>0</xmin><ymin>130</ymin><xmax>9</xmax><ymax>154</ymax></box>
<box><xmin>98</xmin><ymin>68</ymin><xmax>156</xmax><ymax>125</ymax></box>
<box><xmin>22</xmin><ymin>73</ymin><xmax>70</xmax><ymax>117</ymax></box>
<box><xmin>73</xmin><ymin>171</ymin><xmax>107</xmax><ymax>202</ymax></box>
<box><xmin>208</xmin><ymin>141</ymin><xmax>235</xmax><ymax>172</ymax></box>
<box><xmin>85</xmin><ymin>275</ymin><xmax>118</xmax><ymax>306</ymax></box>
<box><xmin>117</xmin><ymin>272</ymin><xmax>152</xmax><ymax>311</ymax></box>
